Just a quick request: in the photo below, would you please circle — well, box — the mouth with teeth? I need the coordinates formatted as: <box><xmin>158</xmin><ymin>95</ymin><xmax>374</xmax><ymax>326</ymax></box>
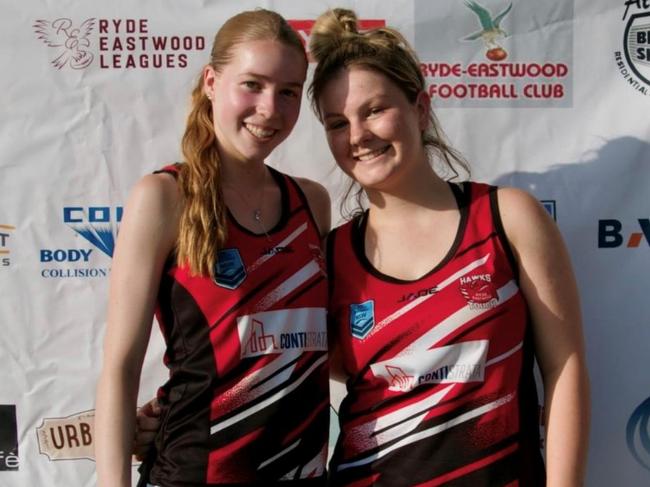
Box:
<box><xmin>354</xmin><ymin>146</ymin><xmax>391</xmax><ymax>162</ymax></box>
<box><xmin>244</xmin><ymin>123</ymin><xmax>277</xmax><ymax>140</ymax></box>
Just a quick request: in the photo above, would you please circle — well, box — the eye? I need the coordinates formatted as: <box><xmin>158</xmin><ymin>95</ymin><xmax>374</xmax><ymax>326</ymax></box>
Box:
<box><xmin>241</xmin><ymin>80</ymin><xmax>261</xmax><ymax>91</ymax></box>
<box><xmin>367</xmin><ymin>106</ymin><xmax>384</xmax><ymax>117</ymax></box>
<box><xmin>280</xmin><ymin>88</ymin><xmax>301</xmax><ymax>98</ymax></box>
<box><xmin>324</xmin><ymin>119</ymin><xmax>348</xmax><ymax>131</ymax></box>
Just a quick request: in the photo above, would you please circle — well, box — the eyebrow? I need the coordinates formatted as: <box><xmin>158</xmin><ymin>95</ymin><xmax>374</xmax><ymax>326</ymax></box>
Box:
<box><xmin>239</xmin><ymin>73</ymin><xmax>304</xmax><ymax>89</ymax></box>
<box><xmin>321</xmin><ymin>112</ymin><xmax>343</xmax><ymax>120</ymax></box>
<box><xmin>320</xmin><ymin>94</ymin><xmax>389</xmax><ymax>119</ymax></box>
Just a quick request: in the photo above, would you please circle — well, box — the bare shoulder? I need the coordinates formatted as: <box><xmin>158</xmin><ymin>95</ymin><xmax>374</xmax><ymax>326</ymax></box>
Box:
<box><xmin>118</xmin><ymin>172</ymin><xmax>182</xmax><ymax>255</ymax></box>
<box><xmin>496</xmin><ymin>186</ymin><xmax>557</xmax><ymax>249</ymax></box>
<box><xmin>129</xmin><ymin>172</ymin><xmax>181</xmax><ymax>213</ymax></box>
<box><xmin>294</xmin><ymin>176</ymin><xmax>331</xmax><ymax>237</ymax></box>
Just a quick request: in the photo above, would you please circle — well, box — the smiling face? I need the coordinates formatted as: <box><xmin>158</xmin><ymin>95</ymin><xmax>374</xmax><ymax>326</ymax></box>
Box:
<box><xmin>204</xmin><ymin>39</ymin><xmax>307</xmax><ymax>165</ymax></box>
<box><xmin>317</xmin><ymin>66</ymin><xmax>429</xmax><ymax>192</ymax></box>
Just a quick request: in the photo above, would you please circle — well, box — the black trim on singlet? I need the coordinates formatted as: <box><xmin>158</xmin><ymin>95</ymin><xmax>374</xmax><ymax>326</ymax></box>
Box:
<box><xmin>489</xmin><ymin>185</ymin><xmax>520</xmax><ymax>282</ymax></box>
<box><xmin>154</xmin><ymin>164</ymin><xmax>301</xmax><ymax>239</ymax></box>
<box><xmin>516</xmin><ymin>313</ymin><xmax>546</xmax><ymax>485</ymax></box>
<box><xmin>325</xmin><ymin>226</ymin><xmax>340</xmax><ymax>299</ymax></box>
<box><xmin>349</xmin><ymin>181</ymin><xmax>469</xmax><ymax>284</ymax></box>
<box><xmin>454</xmin><ymin>230</ymin><xmax>499</xmax><ymax>259</ymax></box>
<box><xmin>284</xmin><ymin>173</ymin><xmax>322</xmax><ymax>237</ymax></box>
<box><xmin>153</xmin><ymin>162</ymin><xmax>182</xmax><ymax>177</ymax></box>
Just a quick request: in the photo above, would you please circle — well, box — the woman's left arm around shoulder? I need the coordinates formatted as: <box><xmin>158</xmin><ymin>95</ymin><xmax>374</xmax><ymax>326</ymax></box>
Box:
<box><xmin>498</xmin><ymin>187</ymin><xmax>590</xmax><ymax>487</ymax></box>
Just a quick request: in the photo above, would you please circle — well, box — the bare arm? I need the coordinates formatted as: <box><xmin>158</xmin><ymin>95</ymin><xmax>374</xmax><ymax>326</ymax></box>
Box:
<box><xmin>95</xmin><ymin>174</ymin><xmax>180</xmax><ymax>487</ymax></box>
<box><xmin>498</xmin><ymin>187</ymin><xmax>590</xmax><ymax>486</ymax></box>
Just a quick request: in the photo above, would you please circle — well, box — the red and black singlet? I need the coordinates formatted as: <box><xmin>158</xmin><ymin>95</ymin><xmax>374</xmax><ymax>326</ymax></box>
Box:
<box><xmin>327</xmin><ymin>182</ymin><xmax>545</xmax><ymax>486</ymax></box>
<box><xmin>147</xmin><ymin>165</ymin><xmax>329</xmax><ymax>486</ymax></box>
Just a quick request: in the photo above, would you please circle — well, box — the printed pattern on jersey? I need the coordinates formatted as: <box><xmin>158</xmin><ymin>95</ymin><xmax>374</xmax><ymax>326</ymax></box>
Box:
<box><xmin>148</xmin><ymin>165</ymin><xmax>329</xmax><ymax>486</ymax></box>
<box><xmin>327</xmin><ymin>182</ymin><xmax>544</xmax><ymax>487</ymax></box>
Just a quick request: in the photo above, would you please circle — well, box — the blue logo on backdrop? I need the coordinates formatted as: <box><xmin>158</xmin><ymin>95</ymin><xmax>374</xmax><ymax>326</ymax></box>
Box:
<box><xmin>350</xmin><ymin>300</ymin><xmax>375</xmax><ymax>339</ymax></box>
<box><xmin>627</xmin><ymin>396</ymin><xmax>650</xmax><ymax>471</ymax></box>
<box><xmin>63</xmin><ymin>206</ymin><xmax>122</xmax><ymax>257</ymax></box>
<box><xmin>214</xmin><ymin>248</ymin><xmax>246</xmax><ymax>289</ymax></box>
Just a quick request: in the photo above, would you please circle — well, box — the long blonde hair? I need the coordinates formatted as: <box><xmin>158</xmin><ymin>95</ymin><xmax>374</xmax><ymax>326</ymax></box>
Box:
<box><xmin>308</xmin><ymin>9</ymin><xmax>469</xmax><ymax>218</ymax></box>
<box><xmin>176</xmin><ymin>9</ymin><xmax>306</xmax><ymax>277</ymax></box>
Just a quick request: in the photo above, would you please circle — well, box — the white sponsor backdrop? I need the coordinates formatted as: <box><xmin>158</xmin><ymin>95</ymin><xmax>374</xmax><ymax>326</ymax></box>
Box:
<box><xmin>0</xmin><ymin>0</ymin><xmax>649</xmax><ymax>485</ymax></box>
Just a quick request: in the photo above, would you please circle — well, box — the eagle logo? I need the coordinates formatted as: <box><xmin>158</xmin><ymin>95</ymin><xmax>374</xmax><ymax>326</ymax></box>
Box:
<box><xmin>33</xmin><ymin>18</ymin><xmax>95</xmax><ymax>69</ymax></box>
<box><xmin>462</xmin><ymin>1</ymin><xmax>513</xmax><ymax>61</ymax></box>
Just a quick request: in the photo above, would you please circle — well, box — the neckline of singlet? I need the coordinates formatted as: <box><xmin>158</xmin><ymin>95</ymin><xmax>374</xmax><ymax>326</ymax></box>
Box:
<box><xmin>350</xmin><ymin>181</ymin><xmax>470</xmax><ymax>285</ymax></box>
<box><xmin>225</xmin><ymin>165</ymin><xmax>291</xmax><ymax>238</ymax></box>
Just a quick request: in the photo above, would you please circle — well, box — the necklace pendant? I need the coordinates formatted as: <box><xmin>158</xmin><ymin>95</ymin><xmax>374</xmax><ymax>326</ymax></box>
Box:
<box><xmin>253</xmin><ymin>209</ymin><xmax>262</xmax><ymax>222</ymax></box>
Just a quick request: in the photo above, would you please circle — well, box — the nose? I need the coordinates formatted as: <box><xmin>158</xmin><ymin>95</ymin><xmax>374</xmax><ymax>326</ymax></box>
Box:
<box><xmin>257</xmin><ymin>90</ymin><xmax>279</xmax><ymax>119</ymax></box>
<box><xmin>349</xmin><ymin>119</ymin><xmax>371</xmax><ymax>146</ymax></box>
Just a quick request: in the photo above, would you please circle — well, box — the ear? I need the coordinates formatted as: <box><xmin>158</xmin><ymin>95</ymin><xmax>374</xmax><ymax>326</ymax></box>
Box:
<box><xmin>203</xmin><ymin>65</ymin><xmax>217</xmax><ymax>99</ymax></box>
<box><xmin>415</xmin><ymin>90</ymin><xmax>431</xmax><ymax>132</ymax></box>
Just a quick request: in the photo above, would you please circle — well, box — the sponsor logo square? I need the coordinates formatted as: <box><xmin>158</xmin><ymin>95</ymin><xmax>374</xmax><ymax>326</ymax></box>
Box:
<box><xmin>0</xmin><ymin>405</ymin><xmax>19</xmax><ymax>471</ymax></box>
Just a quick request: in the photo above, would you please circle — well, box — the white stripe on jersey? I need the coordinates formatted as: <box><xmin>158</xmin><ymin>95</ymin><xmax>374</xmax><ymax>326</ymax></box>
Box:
<box><xmin>280</xmin><ymin>467</ymin><xmax>300</xmax><ymax>481</ymax></box>
<box><xmin>344</xmin><ymin>385</ymin><xmax>455</xmax><ymax>454</ymax></box>
<box><xmin>219</xmin><ymin>351</ymin><xmax>300</xmax><ymax>413</ymax></box>
<box><xmin>210</xmin><ymin>354</ymin><xmax>328</xmax><ymax>435</ymax></box>
<box><xmin>371</xmin><ymin>254</ymin><xmax>491</xmax><ymax>336</ymax></box>
<box><xmin>485</xmin><ymin>341</ymin><xmax>523</xmax><ymax>367</ymax></box>
<box><xmin>259</xmin><ymin>439</ymin><xmax>301</xmax><ymax>470</ymax></box>
<box><xmin>298</xmin><ymin>443</ymin><xmax>327</xmax><ymax>479</ymax></box>
<box><xmin>248</xmin><ymin>222</ymin><xmax>308</xmax><ymax>273</ymax></box>
<box><xmin>335</xmin><ymin>392</ymin><xmax>515</xmax><ymax>472</ymax></box>
<box><xmin>404</xmin><ymin>279</ymin><xmax>518</xmax><ymax>353</ymax></box>
<box><xmin>255</xmin><ymin>260</ymin><xmax>321</xmax><ymax>311</ymax></box>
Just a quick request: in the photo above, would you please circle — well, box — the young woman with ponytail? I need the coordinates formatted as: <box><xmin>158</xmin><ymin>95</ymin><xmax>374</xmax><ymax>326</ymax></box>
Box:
<box><xmin>309</xmin><ymin>8</ymin><xmax>589</xmax><ymax>487</ymax></box>
<box><xmin>95</xmin><ymin>9</ymin><xmax>331</xmax><ymax>487</ymax></box>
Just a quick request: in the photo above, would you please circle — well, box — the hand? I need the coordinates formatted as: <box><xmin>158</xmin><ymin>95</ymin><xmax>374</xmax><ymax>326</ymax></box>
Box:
<box><xmin>133</xmin><ymin>398</ymin><xmax>161</xmax><ymax>461</ymax></box>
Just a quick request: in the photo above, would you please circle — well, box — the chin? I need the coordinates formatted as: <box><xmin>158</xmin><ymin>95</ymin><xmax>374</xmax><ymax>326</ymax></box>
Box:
<box><xmin>353</xmin><ymin>168</ymin><xmax>395</xmax><ymax>189</ymax></box>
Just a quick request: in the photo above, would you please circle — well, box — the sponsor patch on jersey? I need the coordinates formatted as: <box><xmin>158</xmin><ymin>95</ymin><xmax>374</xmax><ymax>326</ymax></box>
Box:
<box><xmin>459</xmin><ymin>273</ymin><xmax>499</xmax><ymax>309</ymax></box>
<box><xmin>237</xmin><ymin>307</ymin><xmax>327</xmax><ymax>359</ymax></box>
<box><xmin>349</xmin><ymin>300</ymin><xmax>375</xmax><ymax>339</ymax></box>
<box><xmin>213</xmin><ymin>248</ymin><xmax>246</xmax><ymax>289</ymax></box>
<box><xmin>370</xmin><ymin>340</ymin><xmax>489</xmax><ymax>392</ymax></box>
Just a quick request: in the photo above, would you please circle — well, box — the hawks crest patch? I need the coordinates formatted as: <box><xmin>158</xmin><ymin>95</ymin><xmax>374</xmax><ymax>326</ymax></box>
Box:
<box><xmin>459</xmin><ymin>273</ymin><xmax>498</xmax><ymax>310</ymax></box>
<box><xmin>350</xmin><ymin>300</ymin><xmax>375</xmax><ymax>339</ymax></box>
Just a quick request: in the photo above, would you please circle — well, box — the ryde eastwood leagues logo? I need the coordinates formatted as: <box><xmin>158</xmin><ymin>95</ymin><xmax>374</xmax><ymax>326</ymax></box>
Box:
<box><xmin>421</xmin><ymin>0</ymin><xmax>571</xmax><ymax>103</ymax></box>
<box><xmin>31</xmin><ymin>17</ymin><xmax>385</xmax><ymax>70</ymax></box>
<box><xmin>615</xmin><ymin>0</ymin><xmax>650</xmax><ymax>95</ymax></box>
<box><xmin>36</xmin><ymin>410</ymin><xmax>96</xmax><ymax>461</ymax></box>
<box><xmin>33</xmin><ymin>17</ymin><xmax>205</xmax><ymax>70</ymax></box>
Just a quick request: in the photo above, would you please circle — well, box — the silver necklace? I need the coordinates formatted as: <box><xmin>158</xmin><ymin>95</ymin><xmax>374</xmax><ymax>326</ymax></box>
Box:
<box><xmin>227</xmin><ymin>167</ymin><xmax>271</xmax><ymax>239</ymax></box>
<box><xmin>253</xmin><ymin>208</ymin><xmax>263</xmax><ymax>223</ymax></box>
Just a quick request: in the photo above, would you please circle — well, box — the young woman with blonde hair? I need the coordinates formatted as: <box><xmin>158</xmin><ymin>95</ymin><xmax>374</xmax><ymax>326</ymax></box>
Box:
<box><xmin>95</xmin><ymin>9</ymin><xmax>331</xmax><ymax>487</ymax></box>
